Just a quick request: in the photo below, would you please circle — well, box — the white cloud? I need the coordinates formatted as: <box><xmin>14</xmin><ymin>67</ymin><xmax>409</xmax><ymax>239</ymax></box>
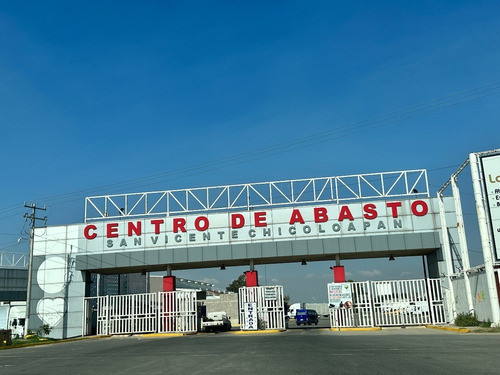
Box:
<box><xmin>200</xmin><ymin>277</ymin><xmax>219</xmax><ymax>284</ymax></box>
<box><xmin>357</xmin><ymin>269</ymin><xmax>382</xmax><ymax>278</ymax></box>
<box><xmin>306</xmin><ymin>274</ymin><xmax>321</xmax><ymax>279</ymax></box>
<box><xmin>271</xmin><ymin>278</ymin><xmax>279</xmax><ymax>283</ymax></box>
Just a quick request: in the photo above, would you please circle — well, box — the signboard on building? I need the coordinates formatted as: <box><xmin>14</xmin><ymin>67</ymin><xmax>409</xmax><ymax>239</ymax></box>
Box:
<box><xmin>264</xmin><ymin>287</ymin><xmax>277</xmax><ymax>301</ymax></box>
<box><xmin>481</xmin><ymin>154</ymin><xmax>500</xmax><ymax>261</ymax></box>
<box><xmin>327</xmin><ymin>282</ymin><xmax>352</xmax><ymax>308</ymax></box>
<box><xmin>78</xmin><ymin>198</ymin><xmax>436</xmax><ymax>255</ymax></box>
<box><xmin>243</xmin><ymin>302</ymin><xmax>258</xmax><ymax>330</ymax></box>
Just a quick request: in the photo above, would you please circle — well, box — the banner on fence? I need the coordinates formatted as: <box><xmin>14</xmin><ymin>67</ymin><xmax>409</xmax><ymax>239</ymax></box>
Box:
<box><xmin>328</xmin><ymin>282</ymin><xmax>353</xmax><ymax>308</ymax></box>
<box><xmin>244</xmin><ymin>302</ymin><xmax>258</xmax><ymax>330</ymax></box>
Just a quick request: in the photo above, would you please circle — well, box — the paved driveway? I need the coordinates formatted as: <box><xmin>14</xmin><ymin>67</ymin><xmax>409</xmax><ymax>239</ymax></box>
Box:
<box><xmin>0</xmin><ymin>327</ymin><xmax>498</xmax><ymax>375</ymax></box>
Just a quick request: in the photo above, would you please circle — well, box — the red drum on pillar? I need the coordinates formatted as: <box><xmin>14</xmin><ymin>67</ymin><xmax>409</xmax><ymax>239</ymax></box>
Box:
<box><xmin>245</xmin><ymin>271</ymin><xmax>258</xmax><ymax>287</ymax></box>
<box><xmin>333</xmin><ymin>266</ymin><xmax>346</xmax><ymax>283</ymax></box>
<box><xmin>163</xmin><ymin>276</ymin><xmax>176</xmax><ymax>291</ymax></box>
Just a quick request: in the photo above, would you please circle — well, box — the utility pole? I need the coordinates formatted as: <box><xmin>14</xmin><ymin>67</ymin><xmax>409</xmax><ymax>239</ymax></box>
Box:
<box><xmin>24</xmin><ymin>202</ymin><xmax>47</xmax><ymax>336</ymax></box>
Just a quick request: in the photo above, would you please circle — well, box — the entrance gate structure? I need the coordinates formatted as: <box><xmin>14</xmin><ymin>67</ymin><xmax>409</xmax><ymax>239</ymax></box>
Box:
<box><xmin>30</xmin><ymin>168</ymin><xmax>461</xmax><ymax>339</ymax></box>
<box><xmin>83</xmin><ymin>290</ymin><xmax>197</xmax><ymax>335</ymax></box>
<box><xmin>330</xmin><ymin>278</ymin><xmax>447</xmax><ymax>328</ymax></box>
<box><xmin>239</xmin><ymin>286</ymin><xmax>286</xmax><ymax>330</ymax></box>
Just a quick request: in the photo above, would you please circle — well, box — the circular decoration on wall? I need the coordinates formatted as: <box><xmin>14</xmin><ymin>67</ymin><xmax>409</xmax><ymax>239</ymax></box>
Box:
<box><xmin>36</xmin><ymin>256</ymin><xmax>67</xmax><ymax>294</ymax></box>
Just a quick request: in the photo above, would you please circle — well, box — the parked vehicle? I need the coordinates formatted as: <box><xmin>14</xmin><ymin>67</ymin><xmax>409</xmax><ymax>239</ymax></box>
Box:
<box><xmin>295</xmin><ymin>309</ymin><xmax>319</xmax><ymax>325</ymax></box>
<box><xmin>287</xmin><ymin>303</ymin><xmax>302</xmax><ymax>319</ymax></box>
<box><xmin>0</xmin><ymin>302</ymin><xmax>26</xmax><ymax>338</ymax></box>
<box><xmin>201</xmin><ymin>311</ymin><xmax>232</xmax><ymax>332</ymax></box>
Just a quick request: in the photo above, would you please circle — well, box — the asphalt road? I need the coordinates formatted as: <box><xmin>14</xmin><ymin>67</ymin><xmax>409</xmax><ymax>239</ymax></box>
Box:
<box><xmin>0</xmin><ymin>327</ymin><xmax>498</xmax><ymax>375</ymax></box>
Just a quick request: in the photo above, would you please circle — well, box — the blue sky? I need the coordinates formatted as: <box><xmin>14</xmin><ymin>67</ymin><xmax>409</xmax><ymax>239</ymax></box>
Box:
<box><xmin>1</xmin><ymin>1</ymin><xmax>500</xmax><ymax>302</ymax></box>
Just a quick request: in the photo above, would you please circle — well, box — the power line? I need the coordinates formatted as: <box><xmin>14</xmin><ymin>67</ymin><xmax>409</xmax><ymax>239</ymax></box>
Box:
<box><xmin>0</xmin><ymin>81</ymin><xmax>499</xmax><ymax>217</ymax></box>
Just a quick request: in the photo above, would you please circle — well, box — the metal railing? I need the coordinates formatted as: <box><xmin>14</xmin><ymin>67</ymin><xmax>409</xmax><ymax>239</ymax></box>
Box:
<box><xmin>85</xmin><ymin>169</ymin><xmax>429</xmax><ymax>221</ymax></box>
<box><xmin>83</xmin><ymin>291</ymin><xmax>198</xmax><ymax>336</ymax></box>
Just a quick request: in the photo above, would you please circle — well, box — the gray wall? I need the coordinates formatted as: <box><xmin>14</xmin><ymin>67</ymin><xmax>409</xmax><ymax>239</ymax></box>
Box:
<box><xmin>451</xmin><ymin>270</ymin><xmax>493</xmax><ymax>322</ymax></box>
<box><xmin>200</xmin><ymin>293</ymin><xmax>239</xmax><ymax>324</ymax></box>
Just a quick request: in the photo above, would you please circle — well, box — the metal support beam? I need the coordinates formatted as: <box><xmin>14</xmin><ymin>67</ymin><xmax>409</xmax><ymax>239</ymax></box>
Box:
<box><xmin>451</xmin><ymin>177</ymin><xmax>475</xmax><ymax>313</ymax></box>
<box><xmin>437</xmin><ymin>192</ymin><xmax>457</xmax><ymax>320</ymax></box>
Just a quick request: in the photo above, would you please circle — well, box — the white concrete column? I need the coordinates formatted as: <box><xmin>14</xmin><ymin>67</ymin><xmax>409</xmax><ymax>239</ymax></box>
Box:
<box><xmin>469</xmin><ymin>152</ymin><xmax>500</xmax><ymax>325</ymax></box>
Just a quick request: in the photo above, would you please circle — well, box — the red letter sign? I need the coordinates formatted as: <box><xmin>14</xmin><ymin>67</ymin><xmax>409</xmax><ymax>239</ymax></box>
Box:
<box><xmin>338</xmin><ymin>206</ymin><xmax>354</xmax><ymax>221</ymax></box>
<box><xmin>151</xmin><ymin>219</ymin><xmax>164</xmax><ymax>234</ymax></box>
<box><xmin>173</xmin><ymin>218</ymin><xmax>187</xmax><ymax>233</ymax></box>
<box><xmin>386</xmin><ymin>202</ymin><xmax>402</xmax><ymax>218</ymax></box>
<box><xmin>314</xmin><ymin>207</ymin><xmax>328</xmax><ymax>223</ymax></box>
<box><xmin>84</xmin><ymin>224</ymin><xmax>97</xmax><ymax>240</ymax></box>
<box><xmin>289</xmin><ymin>209</ymin><xmax>305</xmax><ymax>225</ymax></box>
<box><xmin>128</xmin><ymin>221</ymin><xmax>142</xmax><ymax>236</ymax></box>
<box><xmin>363</xmin><ymin>203</ymin><xmax>378</xmax><ymax>219</ymax></box>
<box><xmin>254</xmin><ymin>212</ymin><xmax>267</xmax><ymax>227</ymax></box>
<box><xmin>194</xmin><ymin>216</ymin><xmax>209</xmax><ymax>231</ymax></box>
<box><xmin>107</xmin><ymin>223</ymin><xmax>119</xmax><ymax>238</ymax></box>
<box><xmin>411</xmin><ymin>200</ymin><xmax>428</xmax><ymax>216</ymax></box>
<box><xmin>231</xmin><ymin>213</ymin><xmax>245</xmax><ymax>229</ymax></box>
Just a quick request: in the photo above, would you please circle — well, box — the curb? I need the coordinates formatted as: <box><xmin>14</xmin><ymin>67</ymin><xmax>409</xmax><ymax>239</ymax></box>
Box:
<box><xmin>425</xmin><ymin>325</ymin><xmax>470</xmax><ymax>333</ymax></box>
<box><xmin>330</xmin><ymin>327</ymin><xmax>382</xmax><ymax>332</ymax></box>
<box><xmin>140</xmin><ymin>333</ymin><xmax>187</xmax><ymax>338</ymax></box>
<box><xmin>233</xmin><ymin>329</ymin><xmax>285</xmax><ymax>335</ymax></box>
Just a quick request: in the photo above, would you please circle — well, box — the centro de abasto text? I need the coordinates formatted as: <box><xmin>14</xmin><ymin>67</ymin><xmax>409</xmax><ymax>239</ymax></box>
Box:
<box><xmin>82</xmin><ymin>200</ymin><xmax>431</xmax><ymax>250</ymax></box>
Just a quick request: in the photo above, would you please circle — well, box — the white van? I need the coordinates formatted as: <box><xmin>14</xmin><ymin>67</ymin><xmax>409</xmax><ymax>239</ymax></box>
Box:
<box><xmin>0</xmin><ymin>302</ymin><xmax>26</xmax><ymax>338</ymax></box>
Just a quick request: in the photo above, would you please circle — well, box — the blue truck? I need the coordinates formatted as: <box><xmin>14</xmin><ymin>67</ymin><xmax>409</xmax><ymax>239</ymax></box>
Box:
<box><xmin>295</xmin><ymin>309</ymin><xmax>319</xmax><ymax>326</ymax></box>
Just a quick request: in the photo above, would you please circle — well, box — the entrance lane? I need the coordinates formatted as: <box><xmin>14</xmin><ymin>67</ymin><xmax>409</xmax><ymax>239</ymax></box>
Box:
<box><xmin>0</xmin><ymin>329</ymin><xmax>497</xmax><ymax>375</ymax></box>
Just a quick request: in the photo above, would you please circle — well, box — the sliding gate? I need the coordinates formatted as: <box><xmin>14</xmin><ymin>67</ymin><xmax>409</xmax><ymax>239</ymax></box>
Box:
<box><xmin>330</xmin><ymin>278</ymin><xmax>447</xmax><ymax>328</ymax></box>
<box><xmin>83</xmin><ymin>290</ymin><xmax>197</xmax><ymax>335</ymax></box>
<box><xmin>239</xmin><ymin>286</ymin><xmax>286</xmax><ymax>330</ymax></box>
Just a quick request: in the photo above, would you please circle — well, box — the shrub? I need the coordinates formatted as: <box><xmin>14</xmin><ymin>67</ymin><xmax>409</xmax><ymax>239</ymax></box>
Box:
<box><xmin>480</xmin><ymin>319</ymin><xmax>492</xmax><ymax>328</ymax></box>
<box><xmin>35</xmin><ymin>324</ymin><xmax>53</xmax><ymax>337</ymax></box>
<box><xmin>454</xmin><ymin>312</ymin><xmax>479</xmax><ymax>327</ymax></box>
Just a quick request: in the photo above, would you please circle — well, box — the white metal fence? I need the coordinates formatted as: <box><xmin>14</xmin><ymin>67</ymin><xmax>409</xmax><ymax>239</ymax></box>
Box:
<box><xmin>330</xmin><ymin>279</ymin><xmax>447</xmax><ymax>328</ymax></box>
<box><xmin>239</xmin><ymin>286</ymin><xmax>286</xmax><ymax>330</ymax></box>
<box><xmin>158</xmin><ymin>291</ymin><xmax>197</xmax><ymax>333</ymax></box>
<box><xmin>83</xmin><ymin>290</ymin><xmax>197</xmax><ymax>336</ymax></box>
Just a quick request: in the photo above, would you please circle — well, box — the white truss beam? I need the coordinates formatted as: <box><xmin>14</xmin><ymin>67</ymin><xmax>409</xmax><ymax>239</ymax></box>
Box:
<box><xmin>85</xmin><ymin>169</ymin><xmax>429</xmax><ymax>222</ymax></box>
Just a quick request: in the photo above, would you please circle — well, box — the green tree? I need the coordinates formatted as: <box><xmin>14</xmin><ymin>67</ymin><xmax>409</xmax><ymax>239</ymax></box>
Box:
<box><xmin>226</xmin><ymin>274</ymin><xmax>246</xmax><ymax>292</ymax></box>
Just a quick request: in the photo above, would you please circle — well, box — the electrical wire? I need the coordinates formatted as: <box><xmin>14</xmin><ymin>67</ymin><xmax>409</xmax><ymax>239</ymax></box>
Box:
<box><xmin>0</xmin><ymin>81</ymin><xmax>498</xmax><ymax>219</ymax></box>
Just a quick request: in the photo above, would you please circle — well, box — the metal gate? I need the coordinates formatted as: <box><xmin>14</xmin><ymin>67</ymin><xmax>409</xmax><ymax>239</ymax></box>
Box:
<box><xmin>330</xmin><ymin>278</ymin><xmax>446</xmax><ymax>328</ymax></box>
<box><xmin>158</xmin><ymin>291</ymin><xmax>197</xmax><ymax>333</ymax></box>
<box><xmin>330</xmin><ymin>281</ymin><xmax>374</xmax><ymax>328</ymax></box>
<box><xmin>239</xmin><ymin>286</ymin><xmax>286</xmax><ymax>330</ymax></box>
<box><xmin>83</xmin><ymin>290</ymin><xmax>197</xmax><ymax>335</ymax></box>
<box><xmin>372</xmin><ymin>279</ymin><xmax>446</xmax><ymax>326</ymax></box>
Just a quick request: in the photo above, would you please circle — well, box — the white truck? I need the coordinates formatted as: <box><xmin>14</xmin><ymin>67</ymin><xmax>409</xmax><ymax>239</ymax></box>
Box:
<box><xmin>287</xmin><ymin>303</ymin><xmax>303</xmax><ymax>319</ymax></box>
<box><xmin>201</xmin><ymin>311</ymin><xmax>232</xmax><ymax>332</ymax></box>
<box><xmin>0</xmin><ymin>302</ymin><xmax>26</xmax><ymax>338</ymax></box>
